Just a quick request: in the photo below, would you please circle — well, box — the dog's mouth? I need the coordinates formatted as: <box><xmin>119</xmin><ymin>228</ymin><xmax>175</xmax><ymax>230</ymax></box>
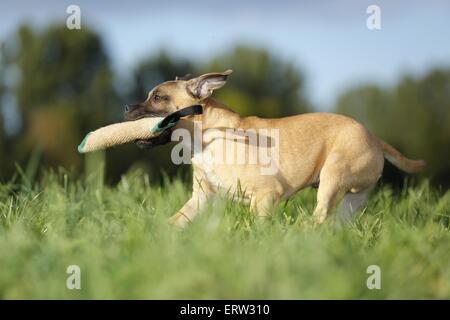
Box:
<box><xmin>124</xmin><ymin>111</ymin><xmax>170</xmax><ymax>122</ymax></box>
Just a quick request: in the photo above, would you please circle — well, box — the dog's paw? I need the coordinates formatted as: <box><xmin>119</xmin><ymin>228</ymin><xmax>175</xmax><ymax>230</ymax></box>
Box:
<box><xmin>168</xmin><ymin>213</ymin><xmax>190</xmax><ymax>230</ymax></box>
<box><xmin>313</xmin><ymin>213</ymin><xmax>327</xmax><ymax>225</ymax></box>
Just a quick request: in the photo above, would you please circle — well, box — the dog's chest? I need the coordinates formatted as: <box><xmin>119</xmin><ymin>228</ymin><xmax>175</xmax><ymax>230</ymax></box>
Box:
<box><xmin>191</xmin><ymin>143</ymin><xmax>227</xmax><ymax>192</ymax></box>
<box><xmin>190</xmin><ymin>135</ymin><xmax>282</xmax><ymax>198</ymax></box>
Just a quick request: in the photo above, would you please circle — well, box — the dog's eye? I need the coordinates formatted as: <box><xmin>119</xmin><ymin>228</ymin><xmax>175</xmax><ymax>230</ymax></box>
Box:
<box><xmin>153</xmin><ymin>95</ymin><xmax>161</xmax><ymax>102</ymax></box>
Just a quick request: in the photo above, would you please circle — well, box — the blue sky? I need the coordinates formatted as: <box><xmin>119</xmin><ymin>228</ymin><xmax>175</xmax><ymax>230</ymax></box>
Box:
<box><xmin>1</xmin><ymin>0</ymin><xmax>450</xmax><ymax>109</ymax></box>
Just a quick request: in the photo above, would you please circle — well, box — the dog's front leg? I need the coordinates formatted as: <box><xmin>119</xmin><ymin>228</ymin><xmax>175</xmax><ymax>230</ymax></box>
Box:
<box><xmin>168</xmin><ymin>178</ymin><xmax>212</xmax><ymax>229</ymax></box>
<box><xmin>250</xmin><ymin>193</ymin><xmax>279</xmax><ymax>219</ymax></box>
<box><xmin>168</xmin><ymin>195</ymin><xmax>206</xmax><ymax>229</ymax></box>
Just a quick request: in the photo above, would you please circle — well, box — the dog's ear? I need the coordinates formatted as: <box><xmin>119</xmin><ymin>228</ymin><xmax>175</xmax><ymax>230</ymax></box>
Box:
<box><xmin>186</xmin><ymin>70</ymin><xmax>232</xmax><ymax>100</ymax></box>
<box><xmin>175</xmin><ymin>74</ymin><xmax>194</xmax><ymax>81</ymax></box>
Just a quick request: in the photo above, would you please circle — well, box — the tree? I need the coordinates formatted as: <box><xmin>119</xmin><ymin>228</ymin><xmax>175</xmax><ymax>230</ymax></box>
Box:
<box><xmin>2</xmin><ymin>24</ymin><xmax>117</xmax><ymax>174</ymax></box>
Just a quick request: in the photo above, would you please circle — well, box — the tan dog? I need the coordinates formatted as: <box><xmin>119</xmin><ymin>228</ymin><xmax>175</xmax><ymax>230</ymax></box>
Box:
<box><xmin>124</xmin><ymin>70</ymin><xmax>426</xmax><ymax>228</ymax></box>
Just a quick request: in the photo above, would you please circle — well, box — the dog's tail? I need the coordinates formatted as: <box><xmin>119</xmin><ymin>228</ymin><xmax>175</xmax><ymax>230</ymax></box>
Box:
<box><xmin>378</xmin><ymin>138</ymin><xmax>426</xmax><ymax>173</ymax></box>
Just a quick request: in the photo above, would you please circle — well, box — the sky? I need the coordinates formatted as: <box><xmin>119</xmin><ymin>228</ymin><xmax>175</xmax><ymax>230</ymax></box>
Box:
<box><xmin>1</xmin><ymin>0</ymin><xmax>450</xmax><ymax>109</ymax></box>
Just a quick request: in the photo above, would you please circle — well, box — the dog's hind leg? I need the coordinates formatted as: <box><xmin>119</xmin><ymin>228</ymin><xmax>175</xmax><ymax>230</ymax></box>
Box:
<box><xmin>313</xmin><ymin>181</ymin><xmax>342</xmax><ymax>224</ymax></box>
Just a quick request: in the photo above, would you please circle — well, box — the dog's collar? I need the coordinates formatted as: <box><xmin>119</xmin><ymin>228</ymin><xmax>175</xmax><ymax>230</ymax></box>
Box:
<box><xmin>151</xmin><ymin>104</ymin><xmax>203</xmax><ymax>133</ymax></box>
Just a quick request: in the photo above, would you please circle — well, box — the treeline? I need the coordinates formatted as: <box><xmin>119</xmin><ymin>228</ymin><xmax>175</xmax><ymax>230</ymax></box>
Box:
<box><xmin>0</xmin><ymin>24</ymin><xmax>448</xmax><ymax>188</ymax></box>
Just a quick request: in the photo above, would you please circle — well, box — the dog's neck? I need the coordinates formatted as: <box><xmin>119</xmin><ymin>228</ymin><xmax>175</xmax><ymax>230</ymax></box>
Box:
<box><xmin>177</xmin><ymin>97</ymin><xmax>242</xmax><ymax>132</ymax></box>
<box><xmin>200</xmin><ymin>97</ymin><xmax>242</xmax><ymax>129</ymax></box>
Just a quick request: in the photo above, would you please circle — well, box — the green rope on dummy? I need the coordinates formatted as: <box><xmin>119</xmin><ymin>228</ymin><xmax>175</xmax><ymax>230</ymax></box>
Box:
<box><xmin>78</xmin><ymin>132</ymin><xmax>92</xmax><ymax>153</ymax></box>
<box><xmin>150</xmin><ymin>119</ymin><xmax>177</xmax><ymax>134</ymax></box>
<box><xmin>151</xmin><ymin>104</ymin><xmax>203</xmax><ymax>134</ymax></box>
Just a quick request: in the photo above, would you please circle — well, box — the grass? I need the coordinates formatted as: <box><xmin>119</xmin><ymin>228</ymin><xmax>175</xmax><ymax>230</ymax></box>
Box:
<box><xmin>0</xmin><ymin>168</ymin><xmax>449</xmax><ymax>299</ymax></box>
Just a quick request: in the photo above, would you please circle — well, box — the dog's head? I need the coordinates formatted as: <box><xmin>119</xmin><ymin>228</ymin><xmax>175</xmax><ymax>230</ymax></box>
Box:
<box><xmin>124</xmin><ymin>70</ymin><xmax>232</xmax><ymax>121</ymax></box>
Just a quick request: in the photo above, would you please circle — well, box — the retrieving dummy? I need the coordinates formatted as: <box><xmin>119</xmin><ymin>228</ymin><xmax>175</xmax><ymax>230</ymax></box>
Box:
<box><xmin>77</xmin><ymin>105</ymin><xmax>202</xmax><ymax>153</ymax></box>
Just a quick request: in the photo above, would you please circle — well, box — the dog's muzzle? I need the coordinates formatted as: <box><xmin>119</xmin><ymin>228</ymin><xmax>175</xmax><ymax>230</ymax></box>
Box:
<box><xmin>124</xmin><ymin>104</ymin><xmax>169</xmax><ymax>121</ymax></box>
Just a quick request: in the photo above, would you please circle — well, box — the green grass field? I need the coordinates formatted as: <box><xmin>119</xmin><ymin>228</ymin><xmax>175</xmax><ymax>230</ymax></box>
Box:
<box><xmin>0</xmin><ymin>169</ymin><xmax>449</xmax><ymax>299</ymax></box>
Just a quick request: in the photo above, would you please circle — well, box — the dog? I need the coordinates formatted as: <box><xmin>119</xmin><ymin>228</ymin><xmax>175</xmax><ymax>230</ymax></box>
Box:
<box><xmin>124</xmin><ymin>70</ymin><xmax>426</xmax><ymax>228</ymax></box>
